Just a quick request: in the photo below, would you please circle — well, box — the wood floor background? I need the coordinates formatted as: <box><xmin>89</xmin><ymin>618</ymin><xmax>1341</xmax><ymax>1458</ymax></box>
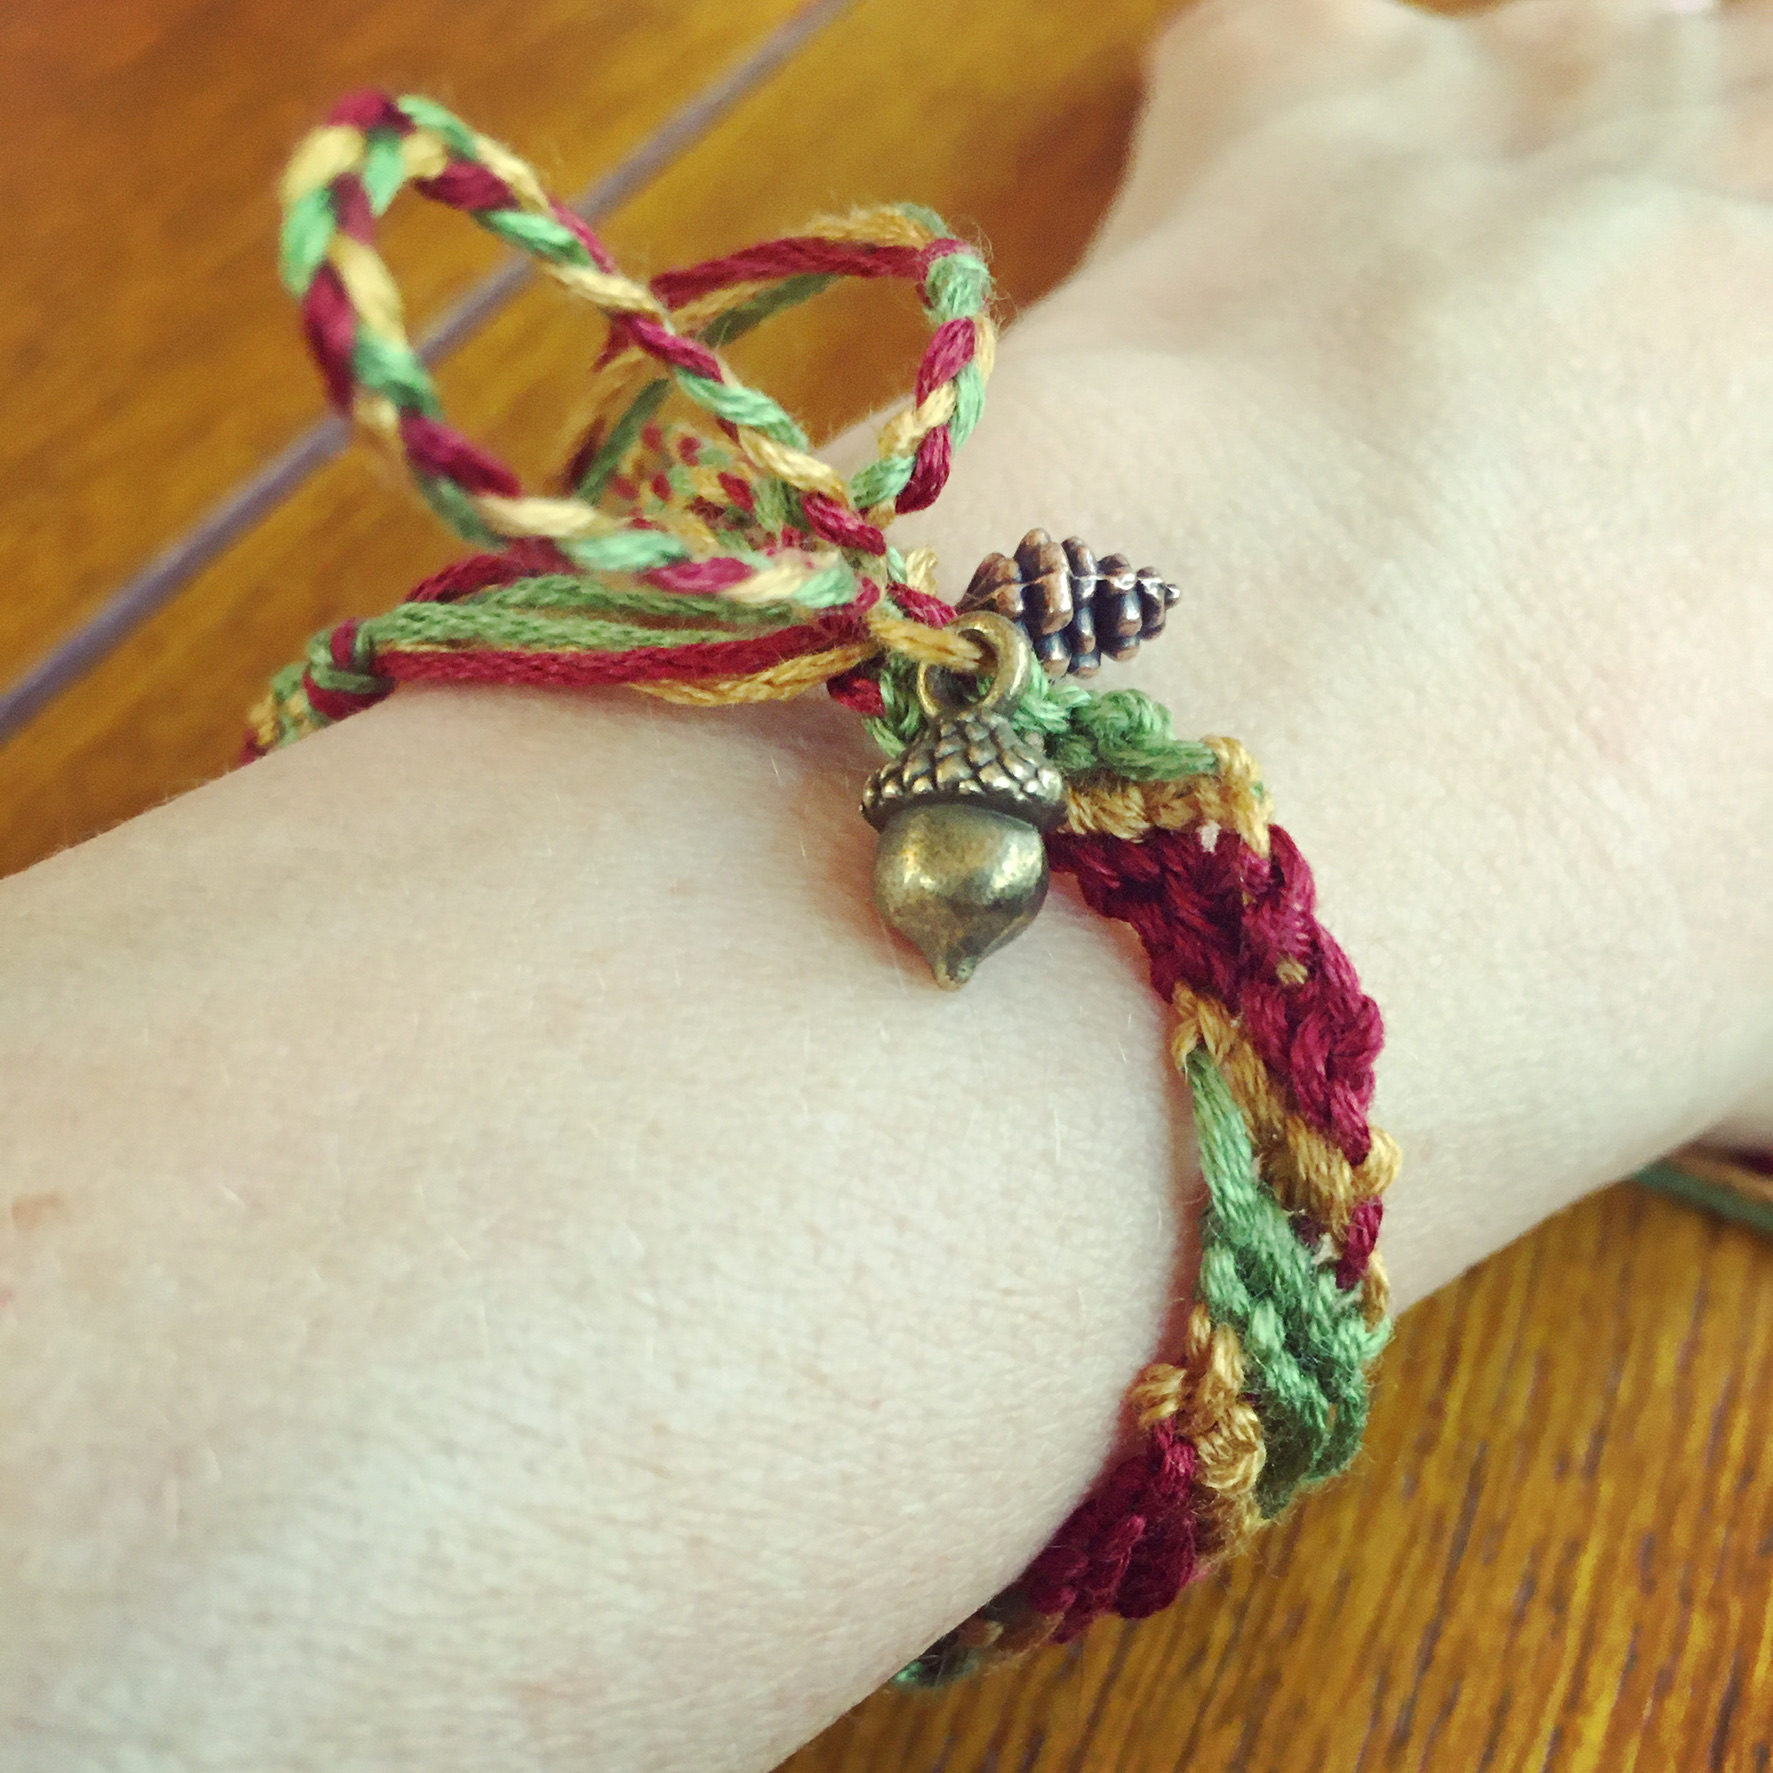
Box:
<box><xmin>3</xmin><ymin>1</ymin><xmax>1767</xmax><ymax>1766</ymax></box>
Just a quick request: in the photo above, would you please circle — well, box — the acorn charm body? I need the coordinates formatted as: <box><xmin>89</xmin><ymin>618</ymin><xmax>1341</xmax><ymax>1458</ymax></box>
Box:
<box><xmin>862</xmin><ymin>612</ymin><xmax>1064</xmax><ymax>989</ymax></box>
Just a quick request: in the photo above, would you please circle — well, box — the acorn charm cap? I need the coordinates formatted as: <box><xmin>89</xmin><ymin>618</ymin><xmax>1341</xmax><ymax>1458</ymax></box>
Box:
<box><xmin>862</xmin><ymin>612</ymin><xmax>1064</xmax><ymax>988</ymax></box>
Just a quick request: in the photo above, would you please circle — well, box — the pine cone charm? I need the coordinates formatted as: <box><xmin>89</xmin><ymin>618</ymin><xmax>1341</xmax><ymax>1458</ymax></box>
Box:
<box><xmin>957</xmin><ymin>529</ymin><xmax>1179</xmax><ymax>678</ymax></box>
<box><xmin>862</xmin><ymin>613</ymin><xmax>1064</xmax><ymax>990</ymax></box>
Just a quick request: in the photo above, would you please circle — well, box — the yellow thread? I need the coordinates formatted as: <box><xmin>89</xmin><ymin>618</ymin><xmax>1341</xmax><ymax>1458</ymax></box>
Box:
<box><xmin>245</xmin><ymin>693</ymin><xmax>280</xmax><ymax>754</ymax></box>
<box><xmin>876</xmin><ymin>380</ymin><xmax>958</xmax><ymax>459</ymax></box>
<box><xmin>1359</xmin><ymin>1251</ymin><xmax>1391</xmax><ymax>1330</ymax></box>
<box><xmin>972</xmin><ymin>313</ymin><xmax>998</xmax><ymax>382</ymax></box>
<box><xmin>720</xmin><ymin>556</ymin><xmax>843</xmax><ymax>607</ymax></box>
<box><xmin>901</xmin><ymin>546</ymin><xmax>939</xmax><ymax>595</ymax></box>
<box><xmin>326</xmin><ymin>234</ymin><xmax>406</xmax><ymax>342</ymax></box>
<box><xmin>280</xmin><ymin>124</ymin><xmax>364</xmax><ymax>205</ymax></box>
<box><xmin>470</xmin><ymin>132</ymin><xmax>556</xmax><ymax>215</ymax></box>
<box><xmin>350</xmin><ymin>391</ymin><xmax>403</xmax><ymax>447</ymax></box>
<box><xmin>1202</xmin><ymin>736</ymin><xmax>1273</xmax><ymax>855</ymax></box>
<box><xmin>398</xmin><ymin>129</ymin><xmax>450</xmax><ymax>181</ymax></box>
<box><xmin>1126</xmin><ymin>1304</ymin><xmax>1266</xmax><ymax>1562</ymax></box>
<box><xmin>865</xmin><ymin>611</ymin><xmax>983</xmax><ymax>668</ymax></box>
<box><xmin>1060</xmin><ymin>739</ymin><xmax>1272</xmax><ymax>855</ymax></box>
<box><xmin>1179</xmin><ymin>990</ymin><xmax>1399</xmax><ymax>1251</ymax></box>
<box><xmin>470</xmin><ymin>494</ymin><xmax>625</xmax><ymax>541</ymax></box>
<box><xmin>807</xmin><ymin>205</ymin><xmax>936</xmax><ymax>249</ymax></box>
<box><xmin>732</xmin><ymin>427</ymin><xmax>851</xmax><ymax>502</ymax></box>
<box><xmin>551</xmin><ymin>263</ymin><xmax>667</xmax><ymax>318</ymax></box>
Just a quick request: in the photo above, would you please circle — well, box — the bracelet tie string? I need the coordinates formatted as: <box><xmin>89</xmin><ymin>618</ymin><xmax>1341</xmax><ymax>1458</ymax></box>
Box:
<box><xmin>254</xmin><ymin>89</ymin><xmax>997</xmax><ymax>751</ymax></box>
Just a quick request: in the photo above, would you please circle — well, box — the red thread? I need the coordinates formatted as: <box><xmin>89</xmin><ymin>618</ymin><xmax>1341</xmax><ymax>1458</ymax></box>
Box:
<box><xmin>799</xmin><ymin>490</ymin><xmax>885</xmax><ymax>555</ymax></box>
<box><xmin>301</xmin><ymin>620</ymin><xmax>391</xmax><ymax>724</ymax></box>
<box><xmin>329</xmin><ymin>622</ymin><xmax>362</xmax><ymax>673</ymax></box>
<box><xmin>414</xmin><ymin>161</ymin><xmax>516</xmax><ymax>213</ymax></box>
<box><xmin>301</xmin><ymin>264</ymin><xmax>358</xmax><ymax>412</ymax></box>
<box><xmin>651</xmin><ymin>237</ymin><xmax>927</xmax><ymax>308</ymax></box>
<box><xmin>918</xmin><ymin>235</ymin><xmax>969</xmax><ymax>272</ymax></box>
<box><xmin>1336</xmin><ymin>1197</ymin><xmax>1384</xmax><ymax>1290</ymax></box>
<box><xmin>896</xmin><ymin>424</ymin><xmax>952</xmax><ymax>514</ymax></box>
<box><xmin>332</xmin><ymin>174</ymin><xmax>375</xmax><ymax>242</ymax></box>
<box><xmin>1227</xmin><ymin>828</ymin><xmax>1382</xmax><ymax>1164</ymax></box>
<box><xmin>892</xmin><ymin>586</ymin><xmax>956</xmax><ymax>627</ymax></box>
<box><xmin>398</xmin><ymin>414</ymin><xmax>522</xmax><ymax>497</ymax></box>
<box><xmin>617</xmin><ymin>313</ymin><xmax>723</xmax><ymax>383</ymax></box>
<box><xmin>1046</xmin><ymin>826</ymin><xmax>1383</xmax><ymax>1164</ymax></box>
<box><xmin>403</xmin><ymin>540</ymin><xmax>571</xmax><ymax>603</ymax></box>
<box><xmin>378</xmin><ymin>605</ymin><xmax>868</xmax><ymax>690</ymax></box>
<box><xmin>547</xmin><ymin>200</ymin><xmax>618</xmax><ymax>274</ymax></box>
<box><xmin>825</xmin><ymin>668</ymin><xmax>885</xmax><ymax>716</ymax></box>
<box><xmin>1018</xmin><ymin>1420</ymin><xmax>1198</xmax><ymax>1640</ymax></box>
<box><xmin>327</xmin><ymin>90</ymin><xmax>410</xmax><ymax>131</ymax></box>
<box><xmin>641</xmin><ymin>558</ymin><xmax>753</xmax><ymax>595</ymax></box>
<box><xmin>915</xmin><ymin>317</ymin><xmax>975</xmax><ymax>402</ymax></box>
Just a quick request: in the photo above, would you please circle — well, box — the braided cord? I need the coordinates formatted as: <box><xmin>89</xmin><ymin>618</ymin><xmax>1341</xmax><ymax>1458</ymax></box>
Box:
<box><xmin>897</xmin><ymin>745</ymin><xmax>1393</xmax><ymax>1686</ymax></box>
<box><xmin>254</xmin><ymin>95</ymin><xmax>1395</xmax><ymax>1691</ymax></box>
<box><xmin>252</xmin><ymin>91</ymin><xmax>998</xmax><ymax>752</ymax></box>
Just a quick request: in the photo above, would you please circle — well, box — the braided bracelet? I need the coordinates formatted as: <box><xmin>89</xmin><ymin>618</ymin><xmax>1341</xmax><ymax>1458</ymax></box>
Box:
<box><xmin>254</xmin><ymin>92</ymin><xmax>1397</xmax><ymax>1688</ymax></box>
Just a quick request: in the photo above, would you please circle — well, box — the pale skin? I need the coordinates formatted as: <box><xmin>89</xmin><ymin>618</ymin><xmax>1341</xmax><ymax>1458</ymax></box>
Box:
<box><xmin>3</xmin><ymin>1</ymin><xmax>1772</xmax><ymax>1766</ymax></box>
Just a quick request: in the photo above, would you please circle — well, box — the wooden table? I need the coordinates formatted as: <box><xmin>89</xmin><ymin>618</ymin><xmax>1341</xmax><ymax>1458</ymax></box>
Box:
<box><xmin>4</xmin><ymin>2</ymin><xmax>1768</xmax><ymax>1765</ymax></box>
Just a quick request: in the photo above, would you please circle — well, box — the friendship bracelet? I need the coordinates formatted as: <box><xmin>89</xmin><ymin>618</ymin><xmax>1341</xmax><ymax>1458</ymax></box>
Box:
<box><xmin>251</xmin><ymin>92</ymin><xmax>1397</xmax><ymax>1688</ymax></box>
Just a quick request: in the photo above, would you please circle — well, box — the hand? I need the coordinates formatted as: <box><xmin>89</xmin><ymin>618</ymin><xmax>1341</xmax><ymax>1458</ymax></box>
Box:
<box><xmin>884</xmin><ymin>0</ymin><xmax>1773</xmax><ymax>1302</ymax></box>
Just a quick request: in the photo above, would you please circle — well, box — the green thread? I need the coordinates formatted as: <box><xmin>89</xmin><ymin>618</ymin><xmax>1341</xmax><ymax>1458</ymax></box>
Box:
<box><xmin>1186</xmin><ymin>1046</ymin><xmax>1388</xmax><ymax>1515</ymax></box>
<box><xmin>279</xmin><ymin>186</ymin><xmax>335</xmax><ymax>296</ymax></box>
<box><xmin>697</xmin><ymin>272</ymin><xmax>835</xmax><ymax>349</ymax></box>
<box><xmin>948</xmin><ymin>360</ymin><xmax>985</xmax><ymax>449</ymax></box>
<box><xmin>361</xmin><ymin>128</ymin><xmax>408</xmax><ymax>214</ymax></box>
<box><xmin>476</xmin><ymin>206</ymin><xmax>591</xmax><ymax>265</ymax></box>
<box><xmin>672</xmin><ymin>371</ymin><xmax>808</xmax><ymax>449</ymax></box>
<box><xmin>350</xmin><ymin>332</ymin><xmax>438</xmax><ymax>417</ymax></box>
<box><xmin>413</xmin><ymin>476</ymin><xmax>503</xmax><ymax>548</ymax></box>
<box><xmin>1637</xmin><ymin>1161</ymin><xmax>1773</xmax><ymax>1238</ymax></box>
<box><xmin>483</xmin><ymin>573</ymin><xmax>797</xmax><ymax>625</ymax></box>
<box><xmin>847</xmin><ymin>452</ymin><xmax>915</xmax><ymax>510</ymax></box>
<box><xmin>923</xmin><ymin>249</ymin><xmax>991</xmax><ymax>322</ymax></box>
<box><xmin>366</xmin><ymin>601</ymin><xmax>747</xmax><ymax>655</ymax></box>
<box><xmin>573</xmin><ymin>379</ymin><xmax>671</xmax><ymax>501</ymax></box>
<box><xmin>866</xmin><ymin>663</ymin><xmax>1217</xmax><ymax>787</ymax></box>
<box><xmin>394</xmin><ymin>94</ymin><xmax>477</xmax><ymax>157</ymax></box>
<box><xmin>555</xmin><ymin>528</ymin><xmax>694</xmax><ymax>574</ymax></box>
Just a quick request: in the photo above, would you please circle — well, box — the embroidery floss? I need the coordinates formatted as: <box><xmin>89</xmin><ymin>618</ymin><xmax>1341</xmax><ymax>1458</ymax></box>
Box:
<box><xmin>254</xmin><ymin>91</ymin><xmax>1397</xmax><ymax>1685</ymax></box>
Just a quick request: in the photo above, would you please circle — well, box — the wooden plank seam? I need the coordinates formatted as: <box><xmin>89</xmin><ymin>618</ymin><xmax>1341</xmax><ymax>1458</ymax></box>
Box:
<box><xmin>0</xmin><ymin>0</ymin><xmax>863</xmax><ymax>750</ymax></box>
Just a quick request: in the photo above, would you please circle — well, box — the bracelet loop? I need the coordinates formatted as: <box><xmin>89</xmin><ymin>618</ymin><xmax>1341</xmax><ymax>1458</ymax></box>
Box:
<box><xmin>281</xmin><ymin>91</ymin><xmax>996</xmax><ymax>572</ymax></box>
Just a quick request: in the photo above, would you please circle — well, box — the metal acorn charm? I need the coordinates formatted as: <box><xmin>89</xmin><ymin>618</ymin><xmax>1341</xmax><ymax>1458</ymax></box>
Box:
<box><xmin>861</xmin><ymin>611</ymin><xmax>1065</xmax><ymax>989</ymax></box>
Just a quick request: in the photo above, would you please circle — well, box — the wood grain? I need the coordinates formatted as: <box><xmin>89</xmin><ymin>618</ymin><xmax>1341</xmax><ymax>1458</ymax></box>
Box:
<box><xmin>782</xmin><ymin>1183</ymin><xmax>1773</xmax><ymax>1773</ymax></box>
<box><xmin>0</xmin><ymin>0</ymin><xmax>1170</xmax><ymax>874</ymax></box>
<box><xmin>0</xmin><ymin>0</ymin><xmax>809</xmax><ymax>673</ymax></box>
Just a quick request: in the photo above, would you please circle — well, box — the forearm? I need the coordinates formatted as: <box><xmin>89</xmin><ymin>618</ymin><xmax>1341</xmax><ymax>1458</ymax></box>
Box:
<box><xmin>0</xmin><ymin>655</ymin><xmax>1196</xmax><ymax>1767</ymax></box>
